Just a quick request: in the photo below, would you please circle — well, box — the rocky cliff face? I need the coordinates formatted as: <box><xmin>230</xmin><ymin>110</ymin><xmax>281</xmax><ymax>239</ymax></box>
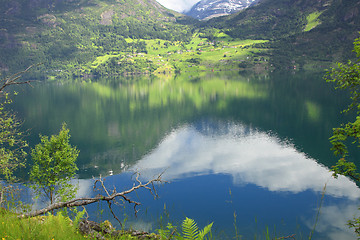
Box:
<box><xmin>186</xmin><ymin>0</ymin><xmax>260</xmax><ymax>20</ymax></box>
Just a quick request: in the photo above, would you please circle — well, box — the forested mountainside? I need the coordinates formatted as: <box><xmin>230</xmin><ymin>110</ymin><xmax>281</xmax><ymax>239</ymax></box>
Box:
<box><xmin>208</xmin><ymin>0</ymin><xmax>360</xmax><ymax>67</ymax></box>
<box><xmin>1</xmin><ymin>0</ymin><xmax>360</xmax><ymax>77</ymax></box>
<box><xmin>0</xmin><ymin>0</ymin><xmax>195</xmax><ymax>76</ymax></box>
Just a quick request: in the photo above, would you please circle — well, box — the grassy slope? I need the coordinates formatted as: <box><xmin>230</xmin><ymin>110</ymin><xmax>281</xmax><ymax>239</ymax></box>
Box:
<box><xmin>2</xmin><ymin>0</ymin><xmax>359</xmax><ymax>76</ymax></box>
<box><xmin>0</xmin><ymin>0</ymin><xmax>272</xmax><ymax>78</ymax></box>
<box><xmin>94</xmin><ymin>33</ymin><xmax>269</xmax><ymax>76</ymax></box>
<box><xmin>304</xmin><ymin>11</ymin><xmax>323</xmax><ymax>32</ymax></box>
<box><xmin>208</xmin><ymin>0</ymin><xmax>360</xmax><ymax>69</ymax></box>
<box><xmin>0</xmin><ymin>0</ymin><xmax>191</xmax><ymax>77</ymax></box>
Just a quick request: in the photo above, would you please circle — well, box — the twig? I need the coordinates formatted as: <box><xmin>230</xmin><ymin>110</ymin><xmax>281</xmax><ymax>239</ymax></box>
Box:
<box><xmin>0</xmin><ymin>64</ymin><xmax>42</xmax><ymax>94</ymax></box>
<box><xmin>107</xmin><ymin>200</ymin><xmax>122</xmax><ymax>228</ymax></box>
<box><xmin>278</xmin><ymin>234</ymin><xmax>296</xmax><ymax>239</ymax></box>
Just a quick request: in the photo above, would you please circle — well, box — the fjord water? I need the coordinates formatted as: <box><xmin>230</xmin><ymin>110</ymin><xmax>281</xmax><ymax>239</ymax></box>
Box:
<box><xmin>13</xmin><ymin>70</ymin><xmax>360</xmax><ymax>239</ymax></box>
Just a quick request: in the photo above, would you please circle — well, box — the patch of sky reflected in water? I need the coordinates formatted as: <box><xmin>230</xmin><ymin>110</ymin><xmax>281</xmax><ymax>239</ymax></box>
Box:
<box><xmin>74</xmin><ymin>120</ymin><xmax>359</xmax><ymax>240</ymax></box>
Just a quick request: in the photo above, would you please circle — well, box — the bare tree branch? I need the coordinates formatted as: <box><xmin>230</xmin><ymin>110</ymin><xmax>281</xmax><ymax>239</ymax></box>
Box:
<box><xmin>107</xmin><ymin>200</ymin><xmax>122</xmax><ymax>227</ymax></box>
<box><xmin>0</xmin><ymin>64</ymin><xmax>42</xmax><ymax>94</ymax></box>
<box><xmin>19</xmin><ymin>172</ymin><xmax>166</xmax><ymax>219</ymax></box>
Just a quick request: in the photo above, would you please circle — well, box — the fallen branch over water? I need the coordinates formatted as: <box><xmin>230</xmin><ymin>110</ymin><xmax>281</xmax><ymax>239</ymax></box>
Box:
<box><xmin>19</xmin><ymin>172</ymin><xmax>166</xmax><ymax>219</ymax></box>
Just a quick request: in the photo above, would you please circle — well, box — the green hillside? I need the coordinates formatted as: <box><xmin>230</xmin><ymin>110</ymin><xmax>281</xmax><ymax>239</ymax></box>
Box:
<box><xmin>0</xmin><ymin>0</ymin><xmax>196</xmax><ymax>77</ymax></box>
<box><xmin>208</xmin><ymin>0</ymin><xmax>330</xmax><ymax>39</ymax></box>
<box><xmin>208</xmin><ymin>0</ymin><xmax>360</xmax><ymax>69</ymax></box>
<box><xmin>1</xmin><ymin>0</ymin><xmax>360</xmax><ymax>76</ymax></box>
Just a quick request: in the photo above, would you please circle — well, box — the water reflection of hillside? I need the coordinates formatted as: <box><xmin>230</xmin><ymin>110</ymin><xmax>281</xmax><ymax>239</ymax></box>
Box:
<box><xmin>12</xmin><ymin>71</ymin><xmax>352</xmax><ymax>179</ymax></box>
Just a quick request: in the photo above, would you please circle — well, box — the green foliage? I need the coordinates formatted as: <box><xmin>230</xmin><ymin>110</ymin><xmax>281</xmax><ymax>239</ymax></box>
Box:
<box><xmin>29</xmin><ymin>123</ymin><xmax>79</xmax><ymax>205</ymax></box>
<box><xmin>0</xmin><ymin>210</ymin><xmax>80</xmax><ymax>240</ymax></box>
<box><xmin>325</xmin><ymin>37</ymin><xmax>360</xmax><ymax>182</ymax></box>
<box><xmin>158</xmin><ymin>217</ymin><xmax>213</xmax><ymax>240</ymax></box>
<box><xmin>0</xmin><ymin>0</ymin><xmax>195</xmax><ymax>76</ymax></box>
<box><xmin>0</xmin><ymin>93</ymin><xmax>27</xmax><ymax>182</ymax></box>
<box><xmin>1</xmin><ymin>0</ymin><xmax>360</xmax><ymax>74</ymax></box>
<box><xmin>304</xmin><ymin>11</ymin><xmax>323</xmax><ymax>32</ymax></box>
<box><xmin>0</xmin><ymin>91</ymin><xmax>28</xmax><ymax>209</ymax></box>
<box><xmin>182</xmin><ymin>218</ymin><xmax>199</xmax><ymax>240</ymax></box>
<box><xmin>186</xmin><ymin>58</ymin><xmax>201</xmax><ymax>65</ymax></box>
<box><xmin>348</xmin><ymin>216</ymin><xmax>360</xmax><ymax>236</ymax></box>
<box><xmin>0</xmin><ymin>208</ymin><xmax>149</xmax><ymax>239</ymax></box>
<box><xmin>208</xmin><ymin>0</ymin><xmax>360</xmax><ymax>69</ymax></box>
<box><xmin>0</xmin><ymin>0</ymin><xmax>272</xmax><ymax>77</ymax></box>
<box><xmin>325</xmin><ymin>36</ymin><xmax>360</xmax><ymax>235</ymax></box>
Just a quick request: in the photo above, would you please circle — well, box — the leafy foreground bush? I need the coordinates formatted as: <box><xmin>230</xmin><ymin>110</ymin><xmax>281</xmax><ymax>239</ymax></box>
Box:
<box><xmin>0</xmin><ymin>209</ymin><xmax>214</xmax><ymax>240</ymax></box>
<box><xmin>0</xmin><ymin>209</ymin><xmax>152</xmax><ymax>240</ymax></box>
<box><xmin>0</xmin><ymin>210</ymin><xmax>86</xmax><ymax>240</ymax></box>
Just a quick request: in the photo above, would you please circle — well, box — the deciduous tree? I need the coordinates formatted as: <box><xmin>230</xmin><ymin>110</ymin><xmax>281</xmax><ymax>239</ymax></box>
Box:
<box><xmin>29</xmin><ymin>123</ymin><xmax>79</xmax><ymax>205</ymax></box>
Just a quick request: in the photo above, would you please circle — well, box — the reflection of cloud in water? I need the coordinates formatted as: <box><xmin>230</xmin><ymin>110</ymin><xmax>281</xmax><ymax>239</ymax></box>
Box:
<box><xmin>304</xmin><ymin>203</ymin><xmax>359</xmax><ymax>240</ymax></box>
<box><xmin>75</xmin><ymin>179</ymin><xmax>94</xmax><ymax>198</ymax></box>
<box><xmin>132</xmin><ymin>123</ymin><xmax>360</xmax><ymax>199</ymax></box>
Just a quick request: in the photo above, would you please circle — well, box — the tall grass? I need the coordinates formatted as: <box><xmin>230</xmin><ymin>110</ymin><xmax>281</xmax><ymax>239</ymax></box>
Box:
<box><xmin>0</xmin><ymin>210</ymin><xmax>140</xmax><ymax>240</ymax></box>
<box><xmin>0</xmin><ymin>211</ymin><xmax>87</xmax><ymax>240</ymax></box>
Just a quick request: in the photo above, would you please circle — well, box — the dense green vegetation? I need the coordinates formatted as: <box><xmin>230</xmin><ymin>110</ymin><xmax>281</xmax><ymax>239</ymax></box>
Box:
<box><xmin>2</xmin><ymin>0</ymin><xmax>359</xmax><ymax>77</ymax></box>
<box><xmin>0</xmin><ymin>0</ymin><xmax>196</xmax><ymax>77</ymax></box>
<box><xmin>325</xmin><ymin>37</ymin><xmax>360</xmax><ymax>235</ymax></box>
<box><xmin>304</xmin><ymin>11</ymin><xmax>323</xmax><ymax>32</ymax></box>
<box><xmin>0</xmin><ymin>210</ymin><xmax>88</xmax><ymax>240</ymax></box>
<box><xmin>208</xmin><ymin>0</ymin><xmax>360</xmax><ymax>69</ymax></box>
<box><xmin>0</xmin><ymin>0</ymin><xmax>272</xmax><ymax>78</ymax></box>
<box><xmin>0</xmin><ymin>208</ymin><xmax>299</xmax><ymax>239</ymax></box>
<box><xmin>30</xmin><ymin>123</ymin><xmax>79</xmax><ymax>205</ymax></box>
<box><xmin>0</xmin><ymin>209</ymin><xmax>160</xmax><ymax>239</ymax></box>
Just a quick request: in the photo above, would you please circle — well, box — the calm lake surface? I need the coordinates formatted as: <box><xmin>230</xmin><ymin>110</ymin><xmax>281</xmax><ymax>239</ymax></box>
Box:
<box><xmin>12</xmin><ymin>70</ymin><xmax>360</xmax><ymax>239</ymax></box>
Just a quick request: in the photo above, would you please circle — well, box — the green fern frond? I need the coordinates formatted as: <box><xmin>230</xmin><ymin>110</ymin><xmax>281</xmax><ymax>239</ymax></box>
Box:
<box><xmin>182</xmin><ymin>217</ymin><xmax>199</xmax><ymax>240</ymax></box>
<box><xmin>198</xmin><ymin>222</ymin><xmax>213</xmax><ymax>239</ymax></box>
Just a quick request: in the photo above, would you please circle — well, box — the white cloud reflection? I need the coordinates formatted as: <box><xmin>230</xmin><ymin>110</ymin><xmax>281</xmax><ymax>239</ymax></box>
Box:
<box><xmin>132</xmin><ymin>123</ymin><xmax>360</xmax><ymax>200</ymax></box>
<box><xmin>73</xmin><ymin>122</ymin><xmax>360</xmax><ymax>240</ymax></box>
<box><xmin>304</xmin><ymin>203</ymin><xmax>359</xmax><ymax>240</ymax></box>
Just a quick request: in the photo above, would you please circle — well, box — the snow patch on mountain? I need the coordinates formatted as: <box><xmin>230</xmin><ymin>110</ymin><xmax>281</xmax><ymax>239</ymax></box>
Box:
<box><xmin>186</xmin><ymin>0</ymin><xmax>260</xmax><ymax>20</ymax></box>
